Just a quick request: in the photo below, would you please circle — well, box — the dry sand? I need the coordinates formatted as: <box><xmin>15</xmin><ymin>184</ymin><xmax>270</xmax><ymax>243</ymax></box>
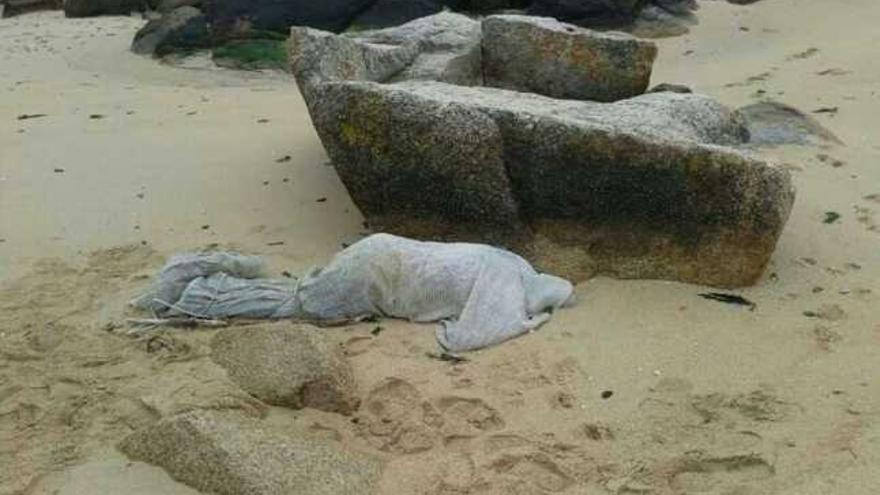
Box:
<box><xmin>1</xmin><ymin>2</ymin><xmax>878</xmax><ymax>494</ymax></box>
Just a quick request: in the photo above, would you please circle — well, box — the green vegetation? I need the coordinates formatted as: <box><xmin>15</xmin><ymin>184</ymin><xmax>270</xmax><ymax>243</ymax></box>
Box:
<box><xmin>212</xmin><ymin>39</ymin><xmax>287</xmax><ymax>71</ymax></box>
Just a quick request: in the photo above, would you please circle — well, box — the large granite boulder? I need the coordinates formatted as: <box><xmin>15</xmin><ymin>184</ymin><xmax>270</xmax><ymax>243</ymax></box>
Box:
<box><xmin>290</xmin><ymin>13</ymin><xmax>796</xmax><ymax>287</ymax></box>
<box><xmin>131</xmin><ymin>6</ymin><xmax>211</xmax><ymax>56</ymax></box>
<box><xmin>482</xmin><ymin>15</ymin><xmax>656</xmax><ymax>101</ymax></box>
<box><xmin>119</xmin><ymin>410</ymin><xmax>383</xmax><ymax>495</ymax></box>
<box><xmin>210</xmin><ymin>323</ymin><xmax>360</xmax><ymax>415</ymax></box>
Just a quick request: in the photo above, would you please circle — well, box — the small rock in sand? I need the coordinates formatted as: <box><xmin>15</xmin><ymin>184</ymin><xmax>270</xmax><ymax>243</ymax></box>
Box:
<box><xmin>210</xmin><ymin>323</ymin><xmax>360</xmax><ymax>415</ymax></box>
<box><xmin>119</xmin><ymin>409</ymin><xmax>382</xmax><ymax>495</ymax></box>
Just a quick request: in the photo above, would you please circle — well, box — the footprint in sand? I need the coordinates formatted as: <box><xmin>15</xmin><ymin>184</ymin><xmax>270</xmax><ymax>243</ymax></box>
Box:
<box><xmin>489</xmin><ymin>452</ymin><xmax>574</xmax><ymax>493</ymax></box>
<box><xmin>436</xmin><ymin>396</ymin><xmax>504</xmax><ymax>437</ymax></box>
<box><xmin>355</xmin><ymin>377</ymin><xmax>441</xmax><ymax>454</ymax></box>
<box><xmin>855</xmin><ymin>195</ymin><xmax>880</xmax><ymax>233</ymax></box>
<box><xmin>356</xmin><ymin>378</ymin><xmax>506</xmax><ymax>453</ymax></box>
<box><xmin>671</xmin><ymin>452</ymin><xmax>774</xmax><ymax>493</ymax></box>
<box><xmin>803</xmin><ymin>303</ymin><xmax>847</xmax><ymax>322</ymax></box>
<box><xmin>378</xmin><ymin>451</ymin><xmax>476</xmax><ymax>494</ymax></box>
<box><xmin>342</xmin><ymin>335</ymin><xmax>374</xmax><ymax>357</ymax></box>
<box><xmin>813</xmin><ymin>324</ymin><xmax>843</xmax><ymax>351</ymax></box>
<box><xmin>690</xmin><ymin>389</ymin><xmax>796</xmax><ymax>424</ymax></box>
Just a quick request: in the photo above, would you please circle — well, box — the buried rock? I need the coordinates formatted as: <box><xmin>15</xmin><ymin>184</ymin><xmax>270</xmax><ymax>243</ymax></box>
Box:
<box><xmin>290</xmin><ymin>12</ymin><xmax>796</xmax><ymax>288</ymax></box>
<box><xmin>118</xmin><ymin>410</ymin><xmax>382</xmax><ymax>495</ymax></box>
<box><xmin>210</xmin><ymin>323</ymin><xmax>360</xmax><ymax>414</ymax></box>
<box><xmin>737</xmin><ymin>100</ymin><xmax>843</xmax><ymax>146</ymax></box>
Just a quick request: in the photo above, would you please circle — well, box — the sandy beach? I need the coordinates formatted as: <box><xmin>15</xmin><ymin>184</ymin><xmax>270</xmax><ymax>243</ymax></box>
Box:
<box><xmin>1</xmin><ymin>1</ymin><xmax>878</xmax><ymax>494</ymax></box>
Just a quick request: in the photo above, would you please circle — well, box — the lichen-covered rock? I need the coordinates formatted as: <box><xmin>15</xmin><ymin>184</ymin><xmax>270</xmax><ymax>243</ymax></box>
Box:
<box><xmin>289</xmin><ymin>13</ymin><xmax>796</xmax><ymax>288</ymax></box>
<box><xmin>131</xmin><ymin>6</ymin><xmax>210</xmax><ymax>56</ymax></box>
<box><xmin>309</xmin><ymin>82</ymin><xmax>519</xmax><ymax>234</ymax></box>
<box><xmin>291</xmin><ymin>12</ymin><xmax>483</xmax><ymax>92</ymax></box>
<box><xmin>289</xmin><ymin>27</ymin><xmax>419</xmax><ymax>92</ymax></box>
<box><xmin>210</xmin><ymin>323</ymin><xmax>360</xmax><ymax>415</ymax></box>
<box><xmin>347</xmin><ymin>11</ymin><xmax>483</xmax><ymax>85</ymax></box>
<box><xmin>119</xmin><ymin>410</ymin><xmax>382</xmax><ymax>495</ymax></box>
<box><xmin>482</xmin><ymin>15</ymin><xmax>656</xmax><ymax>101</ymax></box>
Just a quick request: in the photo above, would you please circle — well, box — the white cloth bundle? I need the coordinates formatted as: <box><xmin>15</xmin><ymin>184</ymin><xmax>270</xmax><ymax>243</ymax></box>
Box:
<box><xmin>133</xmin><ymin>233</ymin><xmax>574</xmax><ymax>352</ymax></box>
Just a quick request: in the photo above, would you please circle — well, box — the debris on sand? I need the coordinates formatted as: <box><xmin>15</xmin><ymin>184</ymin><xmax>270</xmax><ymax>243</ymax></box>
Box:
<box><xmin>698</xmin><ymin>292</ymin><xmax>756</xmax><ymax>309</ymax></box>
<box><xmin>824</xmin><ymin>211</ymin><xmax>841</xmax><ymax>224</ymax></box>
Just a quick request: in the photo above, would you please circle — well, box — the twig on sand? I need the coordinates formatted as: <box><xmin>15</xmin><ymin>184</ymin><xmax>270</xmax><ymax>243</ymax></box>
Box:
<box><xmin>126</xmin><ymin>318</ymin><xmax>230</xmax><ymax>329</ymax></box>
<box><xmin>426</xmin><ymin>351</ymin><xmax>469</xmax><ymax>364</ymax></box>
<box><xmin>698</xmin><ymin>292</ymin><xmax>756</xmax><ymax>310</ymax></box>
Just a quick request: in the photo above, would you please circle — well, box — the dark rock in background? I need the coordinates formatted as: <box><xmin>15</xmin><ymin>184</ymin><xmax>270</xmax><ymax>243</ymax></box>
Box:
<box><xmin>203</xmin><ymin>0</ymin><xmax>376</xmax><ymax>38</ymax></box>
<box><xmin>64</xmin><ymin>0</ymin><xmax>142</xmax><ymax>17</ymax></box>
<box><xmin>156</xmin><ymin>0</ymin><xmax>201</xmax><ymax>13</ymax></box>
<box><xmin>131</xmin><ymin>5</ymin><xmax>210</xmax><ymax>56</ymax></box>
<box><xmin>1</xmin><ymin>0</ymin><xmax>62</xmax><ymax>18</ymax></box>
<box><xmin>350</xmin><ymin>0</ymin><xmax>444</xmax><ymax>30</ymax></box>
